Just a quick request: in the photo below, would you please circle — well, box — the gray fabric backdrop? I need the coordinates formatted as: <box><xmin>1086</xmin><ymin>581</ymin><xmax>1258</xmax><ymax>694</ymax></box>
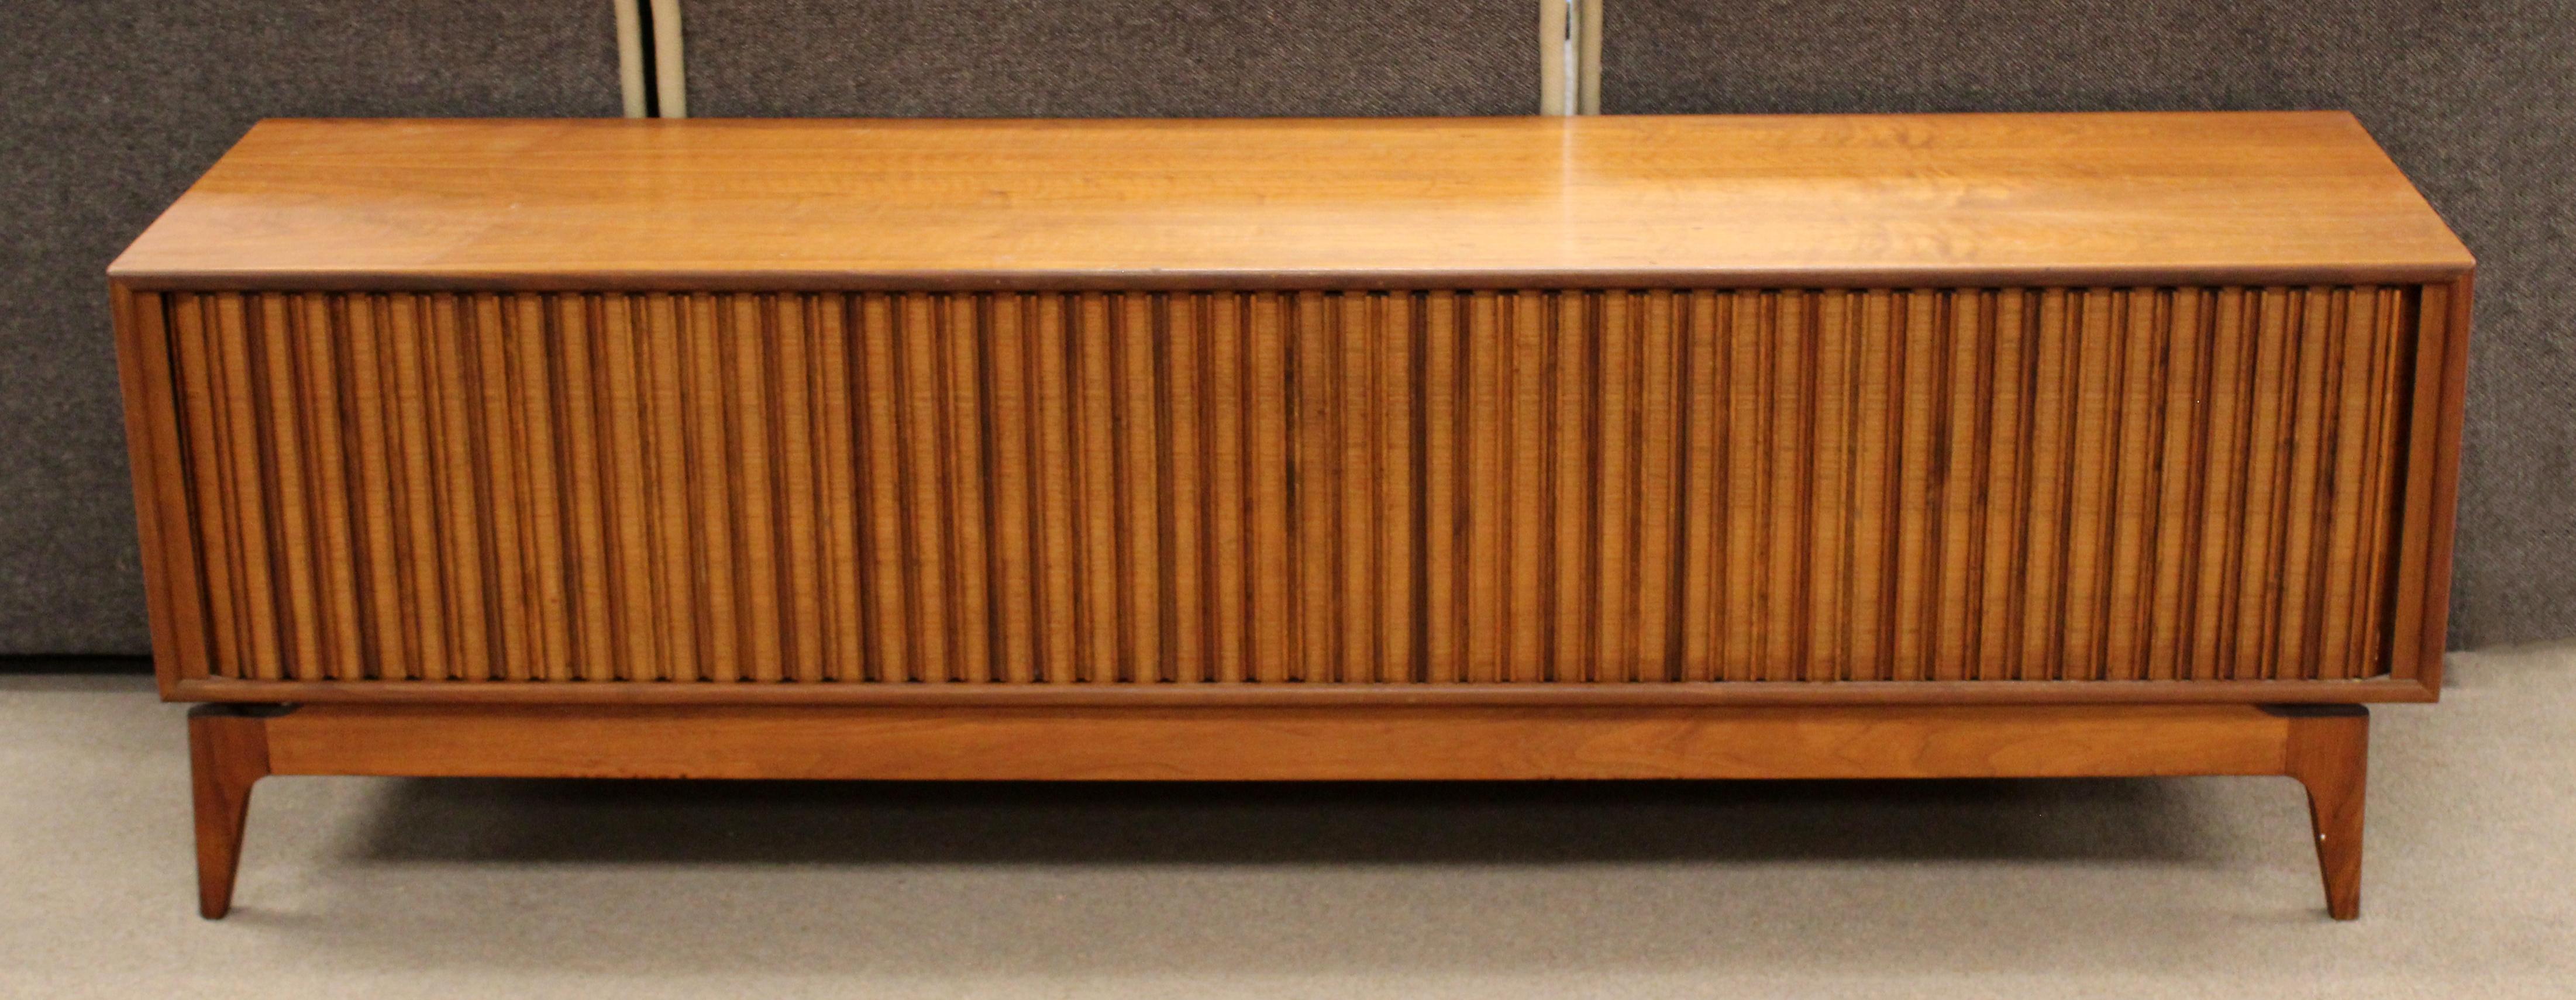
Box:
<box><xmin>5</xmin><ymin>2</ymin><xmax>2562</xmax><ymax>654</ymax></box>
<box><xmin>680</xmin><ymin>0</ymin><xmax>1540</xmax><ymax>117</ymax></box>
<box><xmin>1604</xmin><ymin>0</ymin><xmax>2575</xmax><ymax>649</ymax></box>
<box><xmin>0</xmin><ymin>2</ymin><xmax>625</xmax><ymax>654</ymax></box>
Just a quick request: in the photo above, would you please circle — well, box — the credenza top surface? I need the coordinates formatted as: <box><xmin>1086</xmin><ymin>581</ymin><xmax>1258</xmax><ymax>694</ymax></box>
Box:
<box><xmin>111</xmin><ymin>112</ymin><xmax>2472</xmax><ymax>291</ymax></box>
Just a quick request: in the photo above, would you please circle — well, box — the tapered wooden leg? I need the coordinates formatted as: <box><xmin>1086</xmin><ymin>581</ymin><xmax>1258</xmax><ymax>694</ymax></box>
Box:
<box><xmin>190</xmin><ymin>705</ymin><xmax>275</xmax><ymax>920</ymax></box>
<box><xmin>2281</xmin><ymin>705</ymin><xmax>2368</xmax><ymax>920</ymax></box>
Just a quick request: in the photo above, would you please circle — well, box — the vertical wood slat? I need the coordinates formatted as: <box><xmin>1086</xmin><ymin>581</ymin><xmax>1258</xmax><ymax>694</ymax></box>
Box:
<box><xmin>1504</xmin><ymin>292</ymin><xmax>1549</xmax><ymax>684</ymax></box>
<box><xmin>388</xmin><ymin>294</ymin><xmax>451</xmax><ymax>681</ymax></box>
<box><xmin>1293</xmin><ymin>291</ymin><xmax>1337</xmax><ymax>684</ymax></box>
<box><xmin>984</xmin><ymin>294</ymin><xmax>1037</xmax><ymax>685</ymax></box>
<box><xmin>1805</xmin><ymin>291</ymin><xmax>1853</xmax><ymax>682</ymax></box>
<box><xmin>734</xmin><ymin>295</ymin><xmax>786</xmax><ymax>682</ymax></box>
<box><xmin>1247</xmin><ymin>292</ymin><xmax>1293</xmax><ymax>684</ymax></box>
<box><xmin>2386</xmin><ymin>282</ymin><xmax>2455</xmax><ymax>682</ymax></box>
<box><xmin>639</xmin><ymin>294</ymin><xmax>695</xmax><ymax>682</ymax></box>
<box><xmin>1634</xmin><ymin>291</ymin><xmax>1680</xmax><ymax>683</ymax></box>
<box><xmin>2017</xmin><ymin>290</ymin><xmax>2074</xmax><ymax>681</ymax></box>
<box><xmin>254</xmin><ymin>295</ymin><xmax>321</xmax><ymax>681</ymax></box>
<box><xmin>779</xmin><ymin>295</ymin><xmax>827</xmax><ymax>683</ymax></box>
<box><xmin>1930</xmin><ymin>291</ymin><xmax>1979</xmax><ymax>683</ymax></box>
<box><xmin>1551</xmin><ymin>291</ymin><xmax>1592</xmax><ymax>682</ymax></box>
<box><xmin>1889</xmin><ymin>289</ymin><xmax>1938</xmax><ymax>683</ymax></box>
<box><xmin>1972</xmin><ymin>291</ymin><xmax>2030</xmax><ymax>682</ymax></box>
<box><xmin>597</xmin><ymin>295</ymin><xmax>654</xmax><ymax>684</ymax></box>
<box><xmin>121</xmin><ymin>291</ymin><xmax>212</xmax><ymax>685</ymax></box>
<box><xmin>1596</xmin><ymin>291</ymin><xmax>1637</xmax><ymax>682</ymax></box>
<box><xmin>1028</xmin><ymin>294</ymin><xmax>1078</xmax><ymax>684</ymax></box>
<box><xmin>1462</xmin><ymin>291</ymin><xmax>1506</xmax><ymax>684</ymax></box>
<box><xmin>2103</xmin><ymin>288</ymin><xmax>2164</xmax><ymax>681</ymax></box>
<box><xmin>1376</xmin><ymin>295</ymin><xmax>1417</xmax><ymax>685</ymax></box>
<box><xmin>1422</xmin><ymin>293</ymin><xmax>1463</xmax><ymax>684</ymax></box>
<box><xmin>1073</xmin><ymin>294</ymin><xmax>1121</xmax><ymax>684</ymax></box>
<box><xmin>471</xmin><ymin>294</ymin><xmax>531</xmax><ymax>683</ymax></box>
<box><xmin>213</xmin><ymin>294</ymin><xmax>282</xmax><ymax>680</ymax></box>
<box><xmin>152</xmin><ymin>286</ymin><xmax>2431</xmax><ymax>690</ymax></box>
<box><xmin>173</xmin><ymin>295</ymin><xmax>238</xmax><ymax>679</ymax></box>
<box><xmin>1166</xmin><ymin>294</ymin><xmax>1207</xmax><ymax>683</ymax></box>
<box><xmin>1118</xmin><ymin>294</ymin><xmax>1161</xmax><ymax>683</ymax></box>
<box><xmin>1843</xmin><ymin>291</ymin><xmax>1895</xmax><ymax>681</ymax></box>
<box><xmin>686</xmin><ymin>294</ymin><xmax>742</xmax><ymax>682</ymax></box>
<box><xmin>1204</xmin><ymin>294</ymin><xmax>1249</xmax><ymax>684</ymax></box>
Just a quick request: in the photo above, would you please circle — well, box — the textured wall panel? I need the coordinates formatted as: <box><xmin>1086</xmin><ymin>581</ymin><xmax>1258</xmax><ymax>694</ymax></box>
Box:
<box><xmin>1600</xmin><ymin>0</ymin><xmax>2574</xmax><ymax>649</ymax></box>
<box><xmin>0</xmin><ymin>1</ymin><xmax>624</xmax><ymax>653</ymax></box>
<box><xmin>679</xmin><ymin>0</ymin><xmax>1540</xmax><ymax>118</ymax></box>
<box><xmin>136</xmin><ymin>286</ymin><xmax>2447</xmax><ymax>690</ymax></box>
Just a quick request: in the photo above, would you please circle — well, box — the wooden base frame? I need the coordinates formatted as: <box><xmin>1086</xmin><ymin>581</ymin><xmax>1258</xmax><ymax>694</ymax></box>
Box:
<box><xmin>187</xmin><ymin>702</ymin><xmax>2368</xmax><ymax>921</ymax></box>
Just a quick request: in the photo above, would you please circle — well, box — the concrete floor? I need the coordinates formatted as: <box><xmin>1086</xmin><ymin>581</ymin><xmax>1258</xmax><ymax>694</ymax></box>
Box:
<box><xmin>3</xmin><ymin>645</ymin><xmax>2572</xmax><ymax>999</ymax></box>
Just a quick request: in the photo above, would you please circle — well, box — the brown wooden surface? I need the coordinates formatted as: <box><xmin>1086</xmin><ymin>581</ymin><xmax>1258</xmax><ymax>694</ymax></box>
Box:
<box><xmin>170</xmin><ymin>675</ymin><xmax>2437</xmax><ymax>706</ymax></box>
<box><xmin>256</xmin><ymin>703</ymin><xmax>2302</xmax><ymax>781</ymax></box>
<box><xmin>113</xmin><ymin>285</ymin><xmax>190</xmax><ymax>699</ymax></box>
<box><xmin>187</xmin><ymin>706</ymin><xmax>270</xmax><ymax>920</ymax></box>
<box><xmin>123</xmin><ymin>285</ymin><xmax>2452</xmax><ymax>701</ymax></box>
<box><xmin>2412</xmin><ymin>275</ymin><xmax>2476</xmax><ymax>693</ymax></box>
<box><xmin>182</xmin><ymin>702</ymin><xmax>2372</xmax><ymax>920</ymax></box>
<box><xmin>2284</xmin><ymin>705</ymin><xmax>2371</xmax><ymax>920</ymax></box>
<box><xmin>124</xmin><ymin>113</ymin><xmax>2434</xmax><ymax>923</ymax></box>
<box><xmin>177</xmin><ymin>701</ymin><xmax>2363</xmax><ymax>919</ymax></box>
<box><xmin>111</xmin><ymin>112</ymin><xmax>2472</xmax><ymax>704</ymax></box>
<box><xmin>109</xmin><ymin>113</ymin><xmax>2472</xmax><ymax>292</ymax></box>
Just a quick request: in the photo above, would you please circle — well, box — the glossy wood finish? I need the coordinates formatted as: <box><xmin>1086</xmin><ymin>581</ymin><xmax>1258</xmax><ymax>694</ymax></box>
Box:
<box><xmin>187</xmin><ymin>705</ymin><xmax>271</xmax><ymax>919</ymax></box>
<box><xmin>123</xmin><ymin>114</ymin><xmax>2456</xmax><ymax>921</ymax></box>
<box><xmin>123</xmin><ymin>283</ymin><xmax>2454</xmax><ymax>702</ymax></box>
<box><xmin>249</xmin><ymin>703</ymin><xmax>2311</xmax><ymax>780</ymax></box>
<box><xmin>169</xmin><ymin>675</ymin><xmax>2436</xmax><ymax>706</ymax></box>
<box><xmin>180</xmin><ymin>701</ymin><xmax>2368</xmax><ymax>918</ymax></box>
<box><xmin>2284</xmin><ymin>705</ymin><xmax>2371</xmax><ymax>920</ymax></box>
<box><xmin>109</xmin><ymin>113</ymin><xmax>2471</xmax><ymax>292</ymax></box>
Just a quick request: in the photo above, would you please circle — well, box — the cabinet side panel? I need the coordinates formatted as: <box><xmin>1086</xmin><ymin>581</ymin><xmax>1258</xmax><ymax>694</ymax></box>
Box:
<box><xmin>115</xmin><ymin>289</ymin><xmax>209</xmax><ymax>692</ymax></box>
<box><xmin>2390</xmin><ymin>277</ymin><xmax>2471</xmax><ymax>691</ymax></box>
<box><xmin>2385</xmin><ymin>282</ymin><xmax>2450</xmax><ymax>684</ymax></box>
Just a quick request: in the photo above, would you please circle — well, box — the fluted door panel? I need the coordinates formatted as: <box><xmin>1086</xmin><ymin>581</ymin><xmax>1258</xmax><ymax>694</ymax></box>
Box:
<box><xmin>127</xmin><ymin>284</ymin><xmax>2452</xmax><ymax>695</ymax></box>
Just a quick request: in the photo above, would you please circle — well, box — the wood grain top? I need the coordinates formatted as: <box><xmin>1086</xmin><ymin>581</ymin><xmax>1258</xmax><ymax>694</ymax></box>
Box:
<box><xmin>109</xmin><ymin>112</ymin><xmax>2472</xmax><ymax>291</ymax></box>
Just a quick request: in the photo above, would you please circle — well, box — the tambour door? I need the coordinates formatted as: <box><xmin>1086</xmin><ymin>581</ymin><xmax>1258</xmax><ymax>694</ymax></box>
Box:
<box><xmin>116</xmin><ymin>282</ymin><xmax>2464</xmax><ymax>702</ymax></box>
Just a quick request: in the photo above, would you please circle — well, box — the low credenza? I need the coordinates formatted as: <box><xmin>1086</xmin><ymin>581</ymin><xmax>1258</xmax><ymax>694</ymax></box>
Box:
<box><xmin>108</xmin><ymin>112</ymin><xmax>2472</xmax><ymax>920</ymax></box>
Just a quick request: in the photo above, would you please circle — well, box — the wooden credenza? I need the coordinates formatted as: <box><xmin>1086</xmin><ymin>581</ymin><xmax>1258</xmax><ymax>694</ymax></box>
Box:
<box><xmin>109</xmin><ymin>113</ymin><xmax>2471</xmax><ymax>920</ymax></box>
